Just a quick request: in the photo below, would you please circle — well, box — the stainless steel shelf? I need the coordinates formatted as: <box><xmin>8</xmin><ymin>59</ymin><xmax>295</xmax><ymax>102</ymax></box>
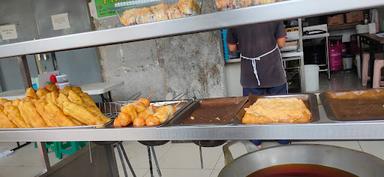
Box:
<box><xmin>1</xmin><ymin>106</ymin><xmax>384</xmax><ymax>142</ymax></box>
<box><xmin>0</xmin><ymin>0</ymin><xmax>383</xmax><ymax>59</ymax></box>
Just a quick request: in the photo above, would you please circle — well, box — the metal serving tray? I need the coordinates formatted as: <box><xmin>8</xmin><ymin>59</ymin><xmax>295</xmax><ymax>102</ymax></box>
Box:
<box><xmin>241</xmin><ymin>94</ymin><xmax>320</xmax><ymax>123</ymax></box>
<box><xmin>320</xmin><ymin>90</ymin><xmax>384</xmax><ymax>121</ymax></box>
<box><xmin>101</xmin><ymin>99</ymin><xmax>193</xmax><ymax>128</ymax></box>
<box><xmin>168</xmin><ymin>97</ymin><xmax>249</xmax><ymax>126</ymax></box>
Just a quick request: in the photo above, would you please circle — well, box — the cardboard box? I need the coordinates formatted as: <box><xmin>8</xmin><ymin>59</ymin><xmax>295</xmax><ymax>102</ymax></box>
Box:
<box><xmin>346</xmin><ymin>10</ymin><xmax>364</xmax><ymax>23</ymax></box>
<box><xmin>328</xmin><ymin>14</ymin><xmax>344</xmax><ymax>26</ymax></box>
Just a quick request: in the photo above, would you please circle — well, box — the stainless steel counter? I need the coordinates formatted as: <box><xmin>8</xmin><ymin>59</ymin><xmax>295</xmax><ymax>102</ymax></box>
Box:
<box><xmin>1</xmin><ymin>106</ymin><xmax>384</xmax><ymax>142</ymax></box>
<box><xmin>0</xmin><ymin>0</ymin><xmax>383</xmax><ymax>58</ymax></box>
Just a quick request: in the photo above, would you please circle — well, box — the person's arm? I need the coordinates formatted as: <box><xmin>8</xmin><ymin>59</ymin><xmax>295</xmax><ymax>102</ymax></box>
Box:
<box><xmin>275</xmin><ymin>21</ymin><xmax>287</xmax><ymax>48</ymax></box>
<box><xmin>277</xmin><ymin>37</ymin><xmax>286</xmax><ymax>48</ymax></box>
<box><xmin>226</xmin><ymin>28</ymin><xmax>238</xmax><ymax>53</ymax></box>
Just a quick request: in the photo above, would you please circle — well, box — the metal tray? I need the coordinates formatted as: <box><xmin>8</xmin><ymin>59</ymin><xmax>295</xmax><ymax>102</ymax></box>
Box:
<box><xmin>320</xmin><ymin>90</ymin><xmax>384</xmax><ymax>121</ymax></box>
<box><xmin>102</xmin><ymin>99</ymin><xmax>193</xmax><ymax>128</ymax></box>
<box><xmin>168</xmin><ymin>97</ymin><xmax>249</xmax><ymax>126</ymax></box>
<box><xmin>241</xmin><ymin>94</ymin><xmax>320</xmax><ymax>123</ymax></box>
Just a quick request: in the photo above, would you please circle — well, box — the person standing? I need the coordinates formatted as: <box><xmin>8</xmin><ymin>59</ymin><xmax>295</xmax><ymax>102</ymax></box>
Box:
<box><xmin>227</xmin><ymin>21</ymin><xmax>289</xmax><ymax>147</ymax></box>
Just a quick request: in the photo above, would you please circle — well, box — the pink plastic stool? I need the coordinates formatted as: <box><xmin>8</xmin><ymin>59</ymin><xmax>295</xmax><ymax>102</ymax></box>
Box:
<box><xmin>362</xmin><ymin>53</ymin><xmax>370</xmax><ymax>86</ymax></box>
<box><xmin>373</xmin><ymin>54</ymin><xmax>384</xmax><ymax>88</ymax></box>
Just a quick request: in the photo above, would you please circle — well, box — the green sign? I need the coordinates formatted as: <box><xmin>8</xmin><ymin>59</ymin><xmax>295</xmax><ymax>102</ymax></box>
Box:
<box><xmin>95</xmin><ymin>0</ymin><xmax>126</xmax><ymax>18</ymax></box>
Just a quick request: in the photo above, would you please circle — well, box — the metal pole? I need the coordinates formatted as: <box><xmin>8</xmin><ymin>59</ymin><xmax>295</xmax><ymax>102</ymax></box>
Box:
<box><xmin>117</xmin><ymin>144</ymin><xmax>129</xmax><ymax>177</ymax></box>
<box><xmin>17</xmin><ymin>55</ymin><xmax>32</xmax><ymax>88</ymax></box>
<box><xmin>37</xmin><ymin>142</ymin><xmax>51</xmax><ymax>173</ymax></box>
<box><xmin>325</xmin><ymin>36</ymin><xmax>331</xmax><ymax>79</ymax></box>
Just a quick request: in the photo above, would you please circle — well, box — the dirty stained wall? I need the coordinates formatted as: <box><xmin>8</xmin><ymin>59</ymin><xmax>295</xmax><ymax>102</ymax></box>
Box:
<box><xmin>95</xmin><ymin>1</ymin><xmax>226</xmax><ymax>100</ymax></box>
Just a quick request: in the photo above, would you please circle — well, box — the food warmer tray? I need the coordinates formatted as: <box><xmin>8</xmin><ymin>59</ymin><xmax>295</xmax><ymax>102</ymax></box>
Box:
<box><xmin>100</xmin><ymin>99</ymin><xmax>194</xmax><ymax>128</ymax></box>
<box><xmin>320</xmin><ymin>90</ymin><xmax>384</xmax><ymax>122</ymax></box>
<box><xmin>242</xmin><ymin>94</ymin><xmax>320</xmax><ymax>123</ymax></box>
<box><xmin>168</xmin><ymin>97</ymin><xmax>249</xmax><ymax>126</ymax></box>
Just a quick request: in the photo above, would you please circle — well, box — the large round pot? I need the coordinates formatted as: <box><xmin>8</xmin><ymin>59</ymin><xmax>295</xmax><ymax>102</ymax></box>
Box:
<box><xmin>219</xmin><ymin>144</ymin><xmax>384</xmax><ymax>177</ymax></box>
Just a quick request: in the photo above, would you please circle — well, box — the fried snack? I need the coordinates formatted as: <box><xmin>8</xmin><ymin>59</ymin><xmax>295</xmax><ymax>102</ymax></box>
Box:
<box><xmin>151</xmin><ymin>3</ymin><xmax>169</xmax><ymax>22</ymax></box>
<box><xmin>137</xmin><ymin>108</ymin><xmax>154</xmax><ymax>120</ymax></box>
<box><xmin>133</xmin><ymin>117</ymin><xmax>145</xmax><ymax>127</ymax></box>
<box><xmin>114</xmin><ymin>112</ymin><xmax>132</xmax><ymax>127</ymax></box>
<box><xmin>45</xmin><ymin>102</ymin><xmax>77</xmax><ymax>127</ymax></box>
<box><xmin>240</xmin><ymin>0</ymin><xmax>253</xmax><ymax>7</ymax></box>
<box><xmin>45</xmin><ymin>91</ymin><xmax>59</xmax><ymax>105</ymax></box>
<box><xmin>121</xmin><ymin>104</ymin><xmax>138</xmax><ymax>120</ymax></box>
<box><xmin>60</xmin><ymin>86</ymin><xmax>72</xmax><ymax>96</ymax></box>
<box><xmin>153</xmin><ymin>105</ymin><xmax>175</xmax><ymax>123</ymax></box>
<box><xmin>25</xmin><ymin>88</ymin><xmax>37</xmax><ymax>99</ymax></box>
<box><xmin>68</xmin><ymin>90</ymin><xmax>84</xmax><ymax>105</ymax></box>
<box><xmin>242</xmin><ymin>98</ymin><xmax>311</xmax><ymax>124</ymax></box>
<box><xmin>145</xmin><ymin>115</ymin><xmax>160</xmax><ymax>127</ymax></box>
<box><xmin>3</xmin><ymin>103</ymin><xmax>29</xmax><ymax>128</ymax></box>
<box><xmin>0</xmin><ymin>98</ymin><xmax>10</xmax><ymax>105</ymax></box>
<box><xmin>56</xmin><ymin>93</ymin><xmax>70</xmax><ymax>109</ymax></box>
<box><xmin>34</xmin><ymin>100</ymin><xmax>59</xmax><ymax>127</ymax></box>
<box><xmin>177</xmin><ymin>0</ymin><xmax>200</xmax><ymax>15</ymax></box>
<box><xmin>18</xmin><ymin>101</ymin><xmax>47</xmax><ymax>128</ymax></box>
<box><xmin>120</xmin><ymin>8</ymin><xmax>139</xmax><ymax>26</ymax></box>
<box><xmin>62</xmin><ymin>101</ymin><xmax>102</xmax><ymax>125</ymax></box>
<box><xmin>0</xmin><ymin>110</ymin><xmax>16</xmax><ymax>128</ymax></box>
<box><xmin>36</xmin><ymin>88</ymin><xmax>49</xmax><ymax>99</ymax></box>
<box><xmin>45</xmin><ymin>83</ymin><xmax>58</xmax><ymax>92</ymax></box>
<box><xmin>166</xmin><ymin>4</ymin><xmax>184</xmax><ymax>19</ymax></box>
<box><xmin>136</xmin><ymin>7</ymin><xmax>154</xmax><ymax>24</ymax></box>
<box><xmin>71</xmin><ymin>86</ymin><xmax>82</xmax><ymax>94</ymax></box>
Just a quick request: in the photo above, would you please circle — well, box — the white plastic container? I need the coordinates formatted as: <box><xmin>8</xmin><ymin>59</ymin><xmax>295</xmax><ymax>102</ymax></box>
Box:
<box><xmin>56</xmin><ymin>82</ymin><xmax>70</xmax><ymax>89</ymax></box>
<box><xmin>343</xmin><ymin>57</ymin><xmax>353</xmax><ymax>70</ymax></box>
<box><xmin>56</xmin><ymin>74</ymin><xmax>68</xmax><ymax>83</ymax></box>
<box><xmin>304</xmin><ymin>65</ymin><xmax>319</xmax><ymax>92</ymax></box>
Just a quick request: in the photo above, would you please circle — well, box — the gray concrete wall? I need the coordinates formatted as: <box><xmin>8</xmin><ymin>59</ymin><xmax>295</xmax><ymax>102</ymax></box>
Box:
<box><xmin>95</xmin><ymin>1</ymin><xmax>226</xmax><ymax>100</ymax></box>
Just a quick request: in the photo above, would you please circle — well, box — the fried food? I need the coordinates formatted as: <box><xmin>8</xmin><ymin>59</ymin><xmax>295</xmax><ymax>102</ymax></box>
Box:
<box><xmin>177</xmin><ymin>0</ymin><xmax>200</xmax><ymax>15</ymax></box>
<box><xmin>36</xmin><ymin>88</ymin><xmax>49</xmax><ymax>98</ymax></box>
<box><xmin>242</xmin><ymin>98</ymin><xmax>311</xmax><ymax>124</ymax></box>
<box><xmin>115</xmin><ymin>98</ymin><xmax>177</xmax><ymax>127</ymax></box>
<box><xmin>114</xmin><ymin>112</ymin><xmax>132</xmax><ymax>127</ymax></box>
<box><xmin>166</xmin><ymin>4</ymin><xmax>184</xmax><ymax>19</ymax></box>
<box><xmin>45</xmin><ymin>102</ymin><xmax>77</xmax><ymax>127</ymax></box>
<box><xmin>145</xmin><ymin>115</ymin><xmax>160</xmax><ymax>127</ymax></box>
<box><xmin>4</xmin><ymin>103</ymin><xmax>29</xmax><ymax>128</ymax></box>
<box><xmin>68</xmin><ymin>90</ymin><xmax>84</xmax><ymax>105</ymax></box>
<box><xmin>25</xmin><ymin>88</ymin><xmax>37</xmax><ymax>99</ymax></box>
<box><xmin>45</xmin><ymin>83</ymin><xmax>58</xmax><ymax>92</ymax></box>
<box><xmin>153</xmin><ymin>105</ymin><xmax>175</xmax><ymax>123</ymax></box>
<box><xmin>0</xmin><ymin>110</ymin><xmax>16</xmax><ymax>128</ymax></box>
<box><xmin>151</xmin><ymin>3</ymin><xmax>169</xmax><ymax>22</ymax></box>
<box><xmin>133</xmin><ymin>117</ymin><xmax>145</xmax><ymax>127</ymax></box>
<box><xmin>18</xmin><ymin>101</ymin><xmax>47</xmax><ymax>128</ymax></box>
<box><xmin>119</xmin><ymin>8</ymin><xmax>139</xmax><ymax>26</ymax></box>
<box><xmin>62</xmin><ymin>101</ymin><xmax>101</xmax><ymax>125</ymax></box>
<box><xmin>34</xmin><ymin>100</ymin><xmax>59</xmax><ymax>127</ymax></box>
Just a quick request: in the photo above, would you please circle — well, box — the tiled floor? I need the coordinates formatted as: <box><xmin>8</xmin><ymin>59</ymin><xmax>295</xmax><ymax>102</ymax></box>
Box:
<box><xmin>1</xmin><ymin>141</ymin><xmax>384</xmax><ymax>177</ymax></box>
<box><xmin>319</xmin><ymin>70</ymin><xmax>364</xmax><ymax>92</ymax></box>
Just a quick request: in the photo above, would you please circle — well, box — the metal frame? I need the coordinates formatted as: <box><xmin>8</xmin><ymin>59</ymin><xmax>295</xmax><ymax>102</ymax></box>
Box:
<box><xmin>2</xmin><ymin>106</ymin><xmax>384</xmax><ymax>142</ymax></box>
<box><xmin>0</xmin><ymin>0</ymin><xmax>384</xmax><ymax>59</ymax></box>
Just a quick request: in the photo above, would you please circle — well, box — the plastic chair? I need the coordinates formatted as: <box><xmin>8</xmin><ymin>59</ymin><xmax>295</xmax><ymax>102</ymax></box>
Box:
<box><xmin>373</xmin><ymin>55</ymin><xmax>384</xmax><ymax>88</ymax></box>
<box><xmin>362</xmin><ymin>53</ymin><xmax>371</xmax><ymax>86</ymax></box>
<box><xmin>37</xmin><ymin>142</ymin><xmax>87</xmax><ymax>159</ymax></box>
